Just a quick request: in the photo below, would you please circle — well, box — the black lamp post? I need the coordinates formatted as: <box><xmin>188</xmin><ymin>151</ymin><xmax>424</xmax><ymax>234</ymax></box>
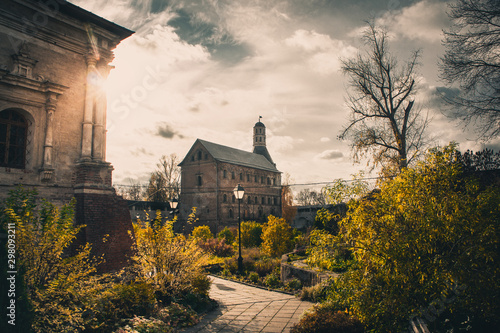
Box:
<box><xmin>233</xmin><ymin>184</ymin><xmax>245</xmax><ymax>273</ymax></box>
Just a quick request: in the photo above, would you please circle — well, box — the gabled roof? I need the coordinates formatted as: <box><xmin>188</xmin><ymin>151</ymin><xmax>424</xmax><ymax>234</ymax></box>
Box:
<box><xmin>180</xmin><ymin>139</ymin><xmax>280</xmax><ymax>173</ymax></box>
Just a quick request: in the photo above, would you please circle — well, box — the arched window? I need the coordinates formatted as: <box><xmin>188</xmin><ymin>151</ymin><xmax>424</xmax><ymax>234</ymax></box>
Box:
<box><xmin>223</xmin><ymin>194</ymin><xmax>227</xmax><ymax>203</ymax></box>
<box><xmin>229</xmin><ymin>209</ymin><xmax>234</xmax><ymax>218</ymax></box>
<box><xmin>197</xmin><ymin>175</ymin><xmax>203</xmax><ymax>186</ymax></box>
<box><xmin>0</xmin><ymin>109</ymin><xmax>27</xmax><ymax>168</ymax></box>
<box><xmin>247</xmin><ymin>196</ymin><xmax>251</xmax><ymax>204</ymax></box>
<box><xmin>197</xmin><ymin>150</ymin><xmax>202</xmax><ymax>160</ymax></box>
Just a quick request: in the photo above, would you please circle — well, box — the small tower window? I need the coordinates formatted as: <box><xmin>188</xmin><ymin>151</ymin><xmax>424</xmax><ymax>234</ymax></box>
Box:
<box><xmin>197</xmin><ymin>151</ymin><xmax>202</xmax><ymax>160</ymax></box>
<box><xmin>197</xmin><ymin>175</ymin><xmax>203</xmax><ymax>186</ymax></box>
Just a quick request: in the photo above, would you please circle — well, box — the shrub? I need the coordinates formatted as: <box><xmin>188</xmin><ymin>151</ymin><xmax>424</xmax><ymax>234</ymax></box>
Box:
<box><xmin>113</xmin><ymin>316</ymin><xmax>172</xmax><ymax>333</ymax></box>
<box><xmin>299</xmin><ymin>283</ymin><xmax>329</xmax><ymax>303</ymax></box>
<box><xmin>254</xmin><ymin>257</ymin><xmax>280</xmax><ymax>277</ymax></box>
<box><xmin>198</xmin><ymin>238</ymin><xmax>234</xmax><ymax>257</ymax></box>
<box><xmin>285</xmin><ymin>278</ymin><xmax>302</xmax><ymax>291</ymax></box>
<box><xmin>1</xmin><ymin>187</ymin><xmax>98</xmax><ymax>333</ymax></box>
<box><xmin>264</xmin><ymin>272</ymin><xmax>281</xmax><ymax>288</ymax></box>
<box><xmin>290</xmin><ymin>304</ymin><xmax>364</xmax><ymax>333</ymax></box>
<box><xmin>217</xmin><ymin>227</ymin><xmax>235</xmax><ymax>244</ymax></box>
<box><xmin>91</xmin><ymin>282</ymin><xmax>156</xmax><ymax>332</ymax></box>
<box><xmin>191</xmin><ymin>225</ymin><xmax>213</xmax><ymax>241</ymax></box>
<box><xmin>132</xmin><ymin>214</ymin><xmax>208</xmax><ymax>301</ymax></box>
<box><xmin>248</xmin><ymin>271</ymin><xmax>260</xmax><ymax>283</ymax></box>
<box><xmin>154</xmin><ymin>303</ymin><xmax>199</xmax><ymax>328</ymax></box>
<box><xmin>240</xmin><ymin>221</ymin><xmax>263</xmax><ymax>247</ymax></box>
<box><xmin>261</xmin><ymin>215</ymin><xmax>294</xmax><ymax>258</ymax></box>
<box><xmin>190</xmin><ymin>273</ymin><xmax>212</xmax><ymax>296</ymax></box>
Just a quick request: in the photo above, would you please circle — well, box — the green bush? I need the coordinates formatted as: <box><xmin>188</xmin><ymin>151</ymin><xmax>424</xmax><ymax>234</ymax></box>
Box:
<box><xmin>261</xmin><ymin>215</ymin><xmax>294</xmax><ymax>257</ymax></box>
<box><xmin>285</xmin><ymin>278</ymin><xmax>302</xmax><ymax>291</ymax></box>
<box><xmin>191</xmin><ymin>225</ymin><xmax>213</xmax><ymax>241</ymax></box>
<box><xmin>91</xmin><ymin>282</ymin><xmax>156</xmax><ymax>332</ymax></box>
<box><xmin>248</xmin><ymin>271</ymin><xmax>260</xmax><ymax>283</ymax></box>
<box><xmin>299</xmin><ymin>283</ymin><xmax>329</xmax><ymax>303</ymax></box>
<box><xmin>217</xmin><ymin>227</ymin><xmax>235</xmax><ymax>244</ymax></box>
<box><xmin>154</xmin><ymin>303</ymin><xmax>199</xmax><ymax>328</ymax></box>
<box><xmin>254</xmin><ymin>257</ymin><xmax>280</xmax><ymax>277</ymax></box>
<box><xmin>264</xmin><ymin>272</ymin><xmax>281</xmax><ymax>288</ymax></box>
<box><xmin>240</xmin><ymin>221</ymin><xmax>263</xmax><ymax>247</ymax></box>
<box><xmin>290</xmin><ymin>304</ymin><xmax>364</xmax><ymax>333</ymax></box>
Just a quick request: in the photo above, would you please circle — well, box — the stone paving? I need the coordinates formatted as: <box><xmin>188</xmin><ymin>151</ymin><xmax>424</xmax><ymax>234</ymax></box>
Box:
<box><xmin>182</xmin><ymin>276</ymin><xmax>314</xmax><ymax>333</ymax></box>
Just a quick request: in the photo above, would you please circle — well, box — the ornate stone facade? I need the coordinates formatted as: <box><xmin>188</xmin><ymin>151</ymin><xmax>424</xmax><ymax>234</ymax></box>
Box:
<box><xmin>0</xmin><ymin>0</ymin><xmax>134</xmax><ymax>271</ymax></box>
<box><xmin>179</xmin><ymin>121</ymin><xmax>282</xmax><ymax>233</ymax></box>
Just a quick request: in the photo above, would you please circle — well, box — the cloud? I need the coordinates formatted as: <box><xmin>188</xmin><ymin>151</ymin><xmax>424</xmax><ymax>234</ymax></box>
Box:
<box><xmin>316</xmin><ymin>150</ymin><xmax>344</xmax><ymax>160</ymax></box>
<box><xmin>285</xmin><ymin>29</ymin><xmax>358</xmax><ymax>75</ymax></box>
<box><xmin>156</xmin><ymin>123</ymin><xmax>184</xmax><ymax>139</ymax></box>
<box><xmin>377</xmin><ymin>0</ymin><xmax>449</xmax><ymax>44</ymax></box>
<box><xmin>320</xmin><ymin>137</ymin><xmax>331</xmax><ymax>143</ymax></box>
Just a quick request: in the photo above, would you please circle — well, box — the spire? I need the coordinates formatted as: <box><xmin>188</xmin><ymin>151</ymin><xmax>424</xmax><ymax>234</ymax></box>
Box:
<box><xmin>252</xmin><ymin>117</ymin><xmax>274</xmax><ymax>165</ymax></box>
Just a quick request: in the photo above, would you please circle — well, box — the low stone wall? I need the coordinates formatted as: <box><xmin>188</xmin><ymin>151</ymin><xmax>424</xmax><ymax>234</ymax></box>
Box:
<box><xmin>280</xmin><ymin>253</ymin><xmax>336</xmax><ymax>287</ymax></box>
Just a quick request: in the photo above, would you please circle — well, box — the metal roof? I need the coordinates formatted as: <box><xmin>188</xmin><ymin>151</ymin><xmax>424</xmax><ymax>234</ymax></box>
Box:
<box><xmin>181</xmin><ymin>139</ymin><xmax>280</xmax><ymax>173</ymax></box>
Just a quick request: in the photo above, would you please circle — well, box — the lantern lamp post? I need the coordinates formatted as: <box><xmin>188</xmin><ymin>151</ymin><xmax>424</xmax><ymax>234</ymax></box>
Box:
<box><xmin>233</xmin><ymin>184</ymin><xmax>245</xmax><ymax>273</ymax></box>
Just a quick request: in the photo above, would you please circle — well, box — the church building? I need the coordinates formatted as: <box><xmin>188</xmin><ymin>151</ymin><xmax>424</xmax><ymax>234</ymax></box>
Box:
<box><xmin>0</xmin><ymin>0</ymin><xmax>134</xmax><ymax>271</ymax></box>
<box><xmin>179</xmin><ymin>120</ymin><xmax>281</xmax><ymax>232</ymax></box>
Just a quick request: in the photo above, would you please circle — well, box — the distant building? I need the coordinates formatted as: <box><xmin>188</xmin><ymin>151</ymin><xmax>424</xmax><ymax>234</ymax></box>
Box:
<box><xmin>292</xmin><ymin>203</ymin><xmax>347</xmax><ymax>230</ymax></box>
<box><xmin>0</xmin><ymin>0</ymin><xmax>134</xmax><ymax>271</ymax></box>
<box><xmin>179</xmin><ymin>120</ymin><xmax>281</xmax><ymax>232</ymax></box>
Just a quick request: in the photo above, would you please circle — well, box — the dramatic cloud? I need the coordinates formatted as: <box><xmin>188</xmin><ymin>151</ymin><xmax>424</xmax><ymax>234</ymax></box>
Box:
<box><xmin>377</xmin><ymin>0</ymin><xmax>450</xmax><ymax>44</ymax></box>
<box><xmin>67</xmin><ymin>0</ymin><xmax>483</xmax><ymax>186</ymax></box>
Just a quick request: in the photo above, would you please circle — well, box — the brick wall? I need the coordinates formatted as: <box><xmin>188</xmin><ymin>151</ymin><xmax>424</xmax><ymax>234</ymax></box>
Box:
<box><xmin>75</xmin><ymin>192</ymin><xmax>135</xmax><ymax>272</ymax></box>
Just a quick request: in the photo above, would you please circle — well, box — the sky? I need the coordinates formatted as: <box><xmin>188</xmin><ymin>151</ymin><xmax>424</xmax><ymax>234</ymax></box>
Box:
<box><xmin>69</xmin><ymin>0</ymin><xmax>500</xmax><ymax>189</ymax></box>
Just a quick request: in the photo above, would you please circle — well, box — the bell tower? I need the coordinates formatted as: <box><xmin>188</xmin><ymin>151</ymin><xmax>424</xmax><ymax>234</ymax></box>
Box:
<box><xmin>252</xmin><ymin>116</ymin><xmax>275</xmax><ymax>165</ymax></box>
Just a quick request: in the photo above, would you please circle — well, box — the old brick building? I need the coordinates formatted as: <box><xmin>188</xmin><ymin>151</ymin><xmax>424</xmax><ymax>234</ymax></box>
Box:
<box><xmin>0</xmin><ymin>0</ymin><xmax>134</xmax><ymax>271</ymax></box>
<box><xmin>179</xmin><ymin>120</ymin><xmax>282</xmax><ymax>232</ymax></box>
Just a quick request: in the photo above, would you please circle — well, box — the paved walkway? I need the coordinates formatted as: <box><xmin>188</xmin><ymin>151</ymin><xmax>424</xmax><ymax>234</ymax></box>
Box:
<box><xmin>182</xmin><ymin>276</ymin><xmax>314</xmax><ymax>333</ymax></box>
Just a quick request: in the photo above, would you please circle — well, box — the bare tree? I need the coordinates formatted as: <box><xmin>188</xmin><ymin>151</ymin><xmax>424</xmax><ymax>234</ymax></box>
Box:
<box><xmin>339</xmin><ymin>23</ymin><xmax>430</xmax><ymax>174</ymax></box>
<box><xmin>440</xmin><ymin>0</ymin><xmax>500</xmax><ymax>140</ymax></box>
<box><xmin>146</xmin><ymin>154</ymin><xmax>181</xmax><ymax>202</ymax></box>
<box><xmin>296</xmin><ymin>188</ymin><xmax>327</xmax><ymax>206</ymax></box>
<box><xmin>281</xmin><ymin>173</ymin><xmax>296</xmax><ymax>223</ymax></box>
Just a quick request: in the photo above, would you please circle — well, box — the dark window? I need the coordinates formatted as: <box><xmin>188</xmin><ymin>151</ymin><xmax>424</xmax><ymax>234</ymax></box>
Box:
<box><xmin>261</xmin><ymin>197</ymin><xmax>265</xmax><ymax>204</ymax></box>
<box><xmin>231</xmin><ymin>171</ymin><xmax>235</xmax><ymax>179</ymax></box>
<box><xmin>239</xmin><ymin>173</ymin><xmax>243</xmax><ymax>181</ymax></box>
<box><xmin>197</xmin><ymin>175</ymin><xmax>203</xmax><ymax>186</ymax></box>
<box><xmin>247</xmin><ymin>174</ymin><xmax>250</xmax><ymax>182</ymax></box>
<box><xmin>232</xmin><ymin>195</ymin><xmax>236</xmax><ymax>203</ymax></box>
<box><xmin>267</xmin><ymin>177</ymin><xmax>271</xmax><ymax>185</ymax></box>
<box><xmin>223</xmin><ymin>170</ymin><xmax>227</xmax><ymax>178</ymax></box>
<box><xmin>261</xmin><ymin>176</ymin><xmax>264</xmax><ymax>184</ymax></box>
<box><xmin>197</xmin><ymin>151</ymin><xmax>202</xmax><ymax>160</ymax></box>
<box><xmin>273</xmin><ymin>178</ymin><xmax>276</xmax><ymax>185</ymax></box>
<box><xmin>223</xmin><ymin>194</ymin><xmax>227</xmax><ymax>203</ymax></box>
<box><xmin>255</xmin><ymin>196</ymin><xmax>258</xmax><ymax>204</ymax></box>
<box><xmin>254</xmin><ymin>175</ymin><xmax>258</xmax><ymax>182</ymax></box>
<box><xmin>229</xmin><ymin>209</ymin><xmax>233</xmax><ymax>218</ymax></box>
<box><xmin>0</xmin><ymin>110</ymin><xmax>27</xmax><ymax>168</ymax></box>
<box><xmin>273</xmin><ymin>197</ymin><xmax>278</xmax><ymax>205</ymax></box>
<box><xmin>268</xmin><ymin>198</ymin><xmax>271</xmax><ymax>205</ymax></box>
<box><xmin>247</xmin><ymin>196</ymin><xmax>251</xmax><ymax>204</ymax></box>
